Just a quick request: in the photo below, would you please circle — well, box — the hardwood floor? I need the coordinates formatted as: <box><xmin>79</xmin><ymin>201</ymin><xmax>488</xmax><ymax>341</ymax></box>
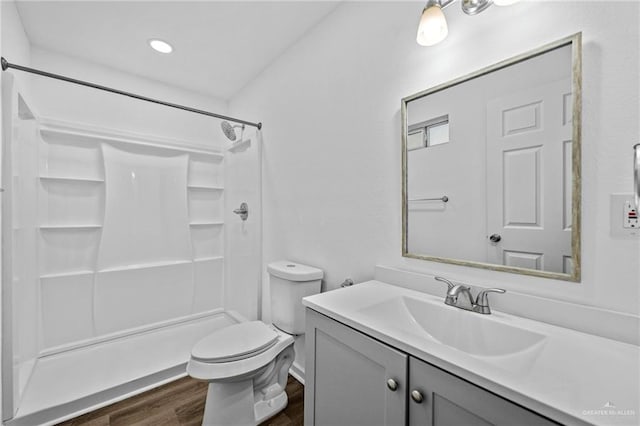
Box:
<box><xmin>58</xmin><ymin>375</ymin><xmax>304</xmax><ymax>426</ymax></box>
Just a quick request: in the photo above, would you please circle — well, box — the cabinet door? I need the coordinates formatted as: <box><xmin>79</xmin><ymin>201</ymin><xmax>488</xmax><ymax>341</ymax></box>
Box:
<box><xmin>409</xmin><ymin>357</ymin><xmax>558</xmax><ymax>426</ymax></box>
<box><xmin>305</xmin><ymin>309</ymin><xmax>408</xmax><ymax>426</ymax></box>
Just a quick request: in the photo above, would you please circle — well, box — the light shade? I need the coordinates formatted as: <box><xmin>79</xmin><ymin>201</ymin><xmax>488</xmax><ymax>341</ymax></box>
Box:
<box><xmin>416</xmin><ymin>2</ymin><xmax>448</xmax><ymax>46</ymax></box>
<box><xmin>493</xmin><ymin>0</ymin><xmax>521</xmax><ymax>6</ymax></box>
<box><xmin>149</xmin><ymin>39</ymin><xmax>173</xmax><ymax>54</ymax></box>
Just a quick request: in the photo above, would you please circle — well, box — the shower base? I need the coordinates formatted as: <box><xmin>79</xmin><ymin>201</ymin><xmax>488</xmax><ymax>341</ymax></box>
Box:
<box><xmin>6</xmin><ymin>310</ymin><xmax>240</xmax><ymax>426</ymax></box>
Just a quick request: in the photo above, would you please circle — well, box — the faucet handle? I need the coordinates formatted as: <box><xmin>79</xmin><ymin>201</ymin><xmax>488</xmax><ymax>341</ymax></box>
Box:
<box><xmin>474</xmin><ymin>288</ymin><xmax>506</xmax><ymax>314</ymax></box>
<box><xmin>434</xmin><ymin>276</ymin><xmax>455</xmax><ymax>291</ymax></box>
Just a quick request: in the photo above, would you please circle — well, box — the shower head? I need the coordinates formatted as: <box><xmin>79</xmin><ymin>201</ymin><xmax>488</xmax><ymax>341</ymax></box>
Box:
<box><xmin>220</xmin><ymin>121</ymin><xmax>244</xmax><ymax>141</ymax></box>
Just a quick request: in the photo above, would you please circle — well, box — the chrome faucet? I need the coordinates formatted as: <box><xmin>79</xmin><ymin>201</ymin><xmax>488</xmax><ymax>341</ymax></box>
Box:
<box><xmin>435</xmin><ymin>276</ymin><xmax>505</xmax><ymax>315</ymax></box>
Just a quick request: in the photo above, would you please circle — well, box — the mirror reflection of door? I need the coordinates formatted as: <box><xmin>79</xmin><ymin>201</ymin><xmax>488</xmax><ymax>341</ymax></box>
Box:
<box><xmin>486</xmin><ymin>79</ymin><xmax>573</xmax><ymax>274</ymax></box>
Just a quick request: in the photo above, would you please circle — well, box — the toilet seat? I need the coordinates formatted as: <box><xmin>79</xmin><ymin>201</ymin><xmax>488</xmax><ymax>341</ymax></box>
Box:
<box><xmin>188</xmin><ymin>322</ymin><xmax>294</xmax><ymax>381</ymax></box>
<box><xmin>191</xmin><ymin>321</ymin><xmax>279</xmax><ymax>363</ymax></box>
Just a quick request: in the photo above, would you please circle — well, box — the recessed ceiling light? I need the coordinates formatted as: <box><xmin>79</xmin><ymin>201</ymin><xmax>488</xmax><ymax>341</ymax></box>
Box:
<box><xmin>149</xmin><ymin>39</ymin><xmax>173</xmax><ymax>54</ymax></box>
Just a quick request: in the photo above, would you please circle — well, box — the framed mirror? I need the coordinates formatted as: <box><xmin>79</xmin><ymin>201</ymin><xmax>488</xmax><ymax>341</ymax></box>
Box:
<box><xmin>401</xmin><ymin>33</ymin><xmax>582</xmax><ymax>282</ymax></box>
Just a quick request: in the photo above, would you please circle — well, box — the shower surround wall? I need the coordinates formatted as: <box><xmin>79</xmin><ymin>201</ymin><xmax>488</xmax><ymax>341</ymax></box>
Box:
<box><xmin>24</xmin><ymin>46</ymin><xmax>234</xmax><ymax>351</ymax></box>
<box><xmin>1</xmin><ymin>1</ymin><xmax>34</xmax><ymax>420</ymax></box>
<box><xmin>34</xmin><ymin>119</ymin><xmax>225</xmax><ymax>350</ymax></box>
<box><xmin>2</xmin><ymin>99</ymin><xmax>233</xmax><ymax>424</ymax></box>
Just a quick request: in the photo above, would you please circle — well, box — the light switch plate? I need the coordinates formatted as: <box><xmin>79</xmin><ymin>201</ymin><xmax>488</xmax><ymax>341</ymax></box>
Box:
<box><xmin>611</xmin><ymin>193</ymin><xmax>640</xmax><ymax>237</ymax></box>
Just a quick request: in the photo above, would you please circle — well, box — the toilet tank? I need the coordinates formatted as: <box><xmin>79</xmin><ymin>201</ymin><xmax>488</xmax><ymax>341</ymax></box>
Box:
<box><xmin>268</xmin><ymin>261</ymin><xmax>323</xmax><ymax>335</ymax></box>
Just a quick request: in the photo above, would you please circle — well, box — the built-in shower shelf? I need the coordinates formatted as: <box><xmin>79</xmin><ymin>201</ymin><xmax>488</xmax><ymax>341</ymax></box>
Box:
<box><xmin>39</xmin><ymin>225</ymin><xmax>103</xmax><ymax>230</ymax></box>
<box><xmin>40</xmin><ymin>270</ymin><xmax>95</xmax><ymax>279</ymax></box>
<box><xmin>97</xmin><ymin>259</ymin><xmax>193</xmax><ymax>274</ymax></box>
<box><xmin>187</xmin><ymin>185</ymin><xmax>224</xmax><ymax>191</ymax></box>
<box><xmin>194</xmin><ymin>256</ymin><xmax>224</xmax><ymax>262</ymax></box>
<box><xmin>40</xmin><ymin>121</ymin><xmax>225</xmax><ymax>158</ymax></box>
<box><xmin>189</xmin><ymin>221</ymin><xmax>224</xmax><ymax>227</ymax></box>
<box><xmin>39</xmin><ymin>176</ymin><xmax>105</xmax><ymax>183</ymax></box>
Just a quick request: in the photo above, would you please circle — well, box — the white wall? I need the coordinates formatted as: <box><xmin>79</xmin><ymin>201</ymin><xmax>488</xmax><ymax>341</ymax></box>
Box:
<box><xmin>1</xmin><ymin>0</ymin><xmax>31</xmax><ymax>99</ymax></box>
<box><xmin>29</xmin><ymin>48</ymin><xmax>227</xmax><ymax>148</ymax></box>
<box><xmin>229</xmin><ymin>1</ymin><xmax>639</xmax><ymax>326</ymax></box>
<box><xmin>1</xmin><ymin>4</ymin><xmax>4</xmax><ymax>420</ymax></box>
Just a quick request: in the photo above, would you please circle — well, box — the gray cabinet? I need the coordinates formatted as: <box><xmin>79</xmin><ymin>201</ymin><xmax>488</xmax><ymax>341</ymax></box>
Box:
<box><xmin>408</xmin><ymin>357</ymin><xmax>557</xmax><ymax>426</ymax></box>
<box><xmin>304</xmin><ymin>309</ymin><xmax>407</xmax><ymax>426</ymax></box>
<box><xmin>305</xmin><ymin>308</ymin><xmax>558</xmax><ymax>426</ymax></box>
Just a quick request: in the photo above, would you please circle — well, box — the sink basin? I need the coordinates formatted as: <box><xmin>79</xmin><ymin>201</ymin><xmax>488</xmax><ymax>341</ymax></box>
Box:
<box><xmin>357</xmin><ymin>296</ymin><xmax>546</xmax><ymax>357</ymax></box>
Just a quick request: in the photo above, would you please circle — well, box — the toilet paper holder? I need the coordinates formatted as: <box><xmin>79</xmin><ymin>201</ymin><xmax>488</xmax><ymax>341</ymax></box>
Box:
<box><xmin>340</xmin><ymin>278</ymin><xmax>354</xmax><ymax>288</ymax></box>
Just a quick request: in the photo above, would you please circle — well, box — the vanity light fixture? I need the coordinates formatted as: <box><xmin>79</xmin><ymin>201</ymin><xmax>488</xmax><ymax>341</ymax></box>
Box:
<box><xmin>149</xmin><ymin>39</ymin><xmax>173</xmax><ymax>54</ymax></box>
<box><xmin>417</xmin><ymin>0</ymin><xmax>521</xmax><ymax>46</ymax></box>
<box><xmin>416</xmin><ymin>0</ymin><xmax>449</xmax><ymax>46</ymax></box>
<box><xmin>461</xmin><ymin>0</ymin><xmax>492</xmax><ymax>15</ymax></box>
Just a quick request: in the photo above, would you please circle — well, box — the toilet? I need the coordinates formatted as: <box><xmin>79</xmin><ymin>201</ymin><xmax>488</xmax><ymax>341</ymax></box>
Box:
<box><xmin>187</xmin><ymin>261</ymin><xmax>323</xmax><ymax>426</ymax></box>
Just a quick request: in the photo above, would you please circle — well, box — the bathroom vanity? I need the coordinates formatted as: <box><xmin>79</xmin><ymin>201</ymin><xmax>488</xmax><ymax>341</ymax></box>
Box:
<box><xmin>303</xmin><ymin>281</ymin><xmax>639</xmax><ymax>426</ymax></box>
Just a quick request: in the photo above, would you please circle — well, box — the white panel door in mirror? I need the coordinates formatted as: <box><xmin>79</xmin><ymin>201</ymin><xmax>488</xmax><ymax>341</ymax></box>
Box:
<box><xmin>486</xmin><ymin>80</ymin><xmax>572</xmax><ymax>274</ymax></box>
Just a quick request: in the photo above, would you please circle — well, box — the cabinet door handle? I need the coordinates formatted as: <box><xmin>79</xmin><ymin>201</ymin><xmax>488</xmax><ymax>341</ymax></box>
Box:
<box><xmin>411</xmin><ymin>389</ymin><xmax>424</xmax><ymax>403</ymax></box>
<box><xmin>386</xmin><ymin>378</ymin><xmax>398</xmax><ymax>391</ymax></box>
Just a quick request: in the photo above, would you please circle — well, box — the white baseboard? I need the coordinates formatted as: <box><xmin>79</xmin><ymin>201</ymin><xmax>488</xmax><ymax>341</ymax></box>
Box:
<box><xmin>289</xmin><ymin>361</ymin><xmax>305</xmax><ymax>386</ymax></box>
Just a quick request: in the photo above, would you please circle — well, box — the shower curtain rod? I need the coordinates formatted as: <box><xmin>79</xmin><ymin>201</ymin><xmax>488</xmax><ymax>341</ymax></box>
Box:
<box><xmin>0</xmin><ymin>57</ymin><xmax>262</xmax><ymax>130</ymax></box>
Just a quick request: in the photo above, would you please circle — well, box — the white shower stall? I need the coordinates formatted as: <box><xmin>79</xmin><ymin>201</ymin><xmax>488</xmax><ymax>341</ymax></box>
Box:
<box><xmin>1</xmin><ymin>67</ymin><xmax>263</xmax><ymax>425</ymax></box>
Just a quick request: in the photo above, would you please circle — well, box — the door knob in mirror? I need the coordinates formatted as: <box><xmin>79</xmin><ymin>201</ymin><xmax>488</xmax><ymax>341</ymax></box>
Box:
<box><xmin>489</xmin><ymin>234</ymin><xmax>502</xmax><ymax>243</ymax></box>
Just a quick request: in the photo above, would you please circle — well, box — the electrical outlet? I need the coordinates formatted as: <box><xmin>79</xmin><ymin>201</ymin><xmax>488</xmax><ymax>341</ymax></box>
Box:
<box><xmin>623</xmin><ymin>200</ymin><xmax>639</xmax><ymax>229</ymax></box>
<box><xmin>610</xmin><ymin>194</ymin><xmax>640</xmax><ymax>237</ymax></box>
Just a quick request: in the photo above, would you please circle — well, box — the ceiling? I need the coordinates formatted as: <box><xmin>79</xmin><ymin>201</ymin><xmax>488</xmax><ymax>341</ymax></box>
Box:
<box><xmin>15</xmin><ymin>1</ymin><xmax>341</xmax><ymax>100</ymax></box>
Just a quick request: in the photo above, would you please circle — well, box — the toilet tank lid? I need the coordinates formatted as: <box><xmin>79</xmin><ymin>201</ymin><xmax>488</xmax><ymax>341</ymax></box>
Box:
<box><xmin>267</xmin><ymin>261</ymin><xmax>323</xmax><ymax>281</ymax></box>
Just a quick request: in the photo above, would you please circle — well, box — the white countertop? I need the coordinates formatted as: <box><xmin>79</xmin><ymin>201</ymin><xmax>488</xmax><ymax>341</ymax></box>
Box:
<box><xmin>303</xmin><ymin>281</ymin><xmax>640</xmax><ymax>426</ymax></box>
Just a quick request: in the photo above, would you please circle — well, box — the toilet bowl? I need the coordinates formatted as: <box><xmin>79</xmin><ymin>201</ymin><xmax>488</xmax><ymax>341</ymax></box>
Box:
<box><xmin>187</xmin><ymin>261</ymin><xmax>323</xmax><ymax>426</ymax></box>
<box><xmin>187</xmin><ymin>321</ymin><xmax>295</xmax><ymax>425</ymax></box>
